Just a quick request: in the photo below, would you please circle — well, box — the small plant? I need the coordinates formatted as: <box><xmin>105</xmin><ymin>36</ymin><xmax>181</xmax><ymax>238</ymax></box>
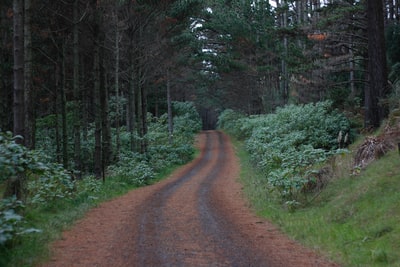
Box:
<box><xmin>371</xmin><ymin>248</ymin><xmax>388</xmax><ymax>263</ymax></box>
<box><xmin>0</xmin><ymin>196</ymin><xmax>41</xmax><ymax>246</ymax></box>
<box><xmin>27</xmin><ymin>162</ymin><xmax>75</xmax><ymax>205</ymax></box>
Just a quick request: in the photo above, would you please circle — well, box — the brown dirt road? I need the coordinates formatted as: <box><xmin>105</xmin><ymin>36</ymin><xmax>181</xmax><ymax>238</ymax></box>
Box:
<box><xmin>42</xmin><ymin>131</ymin><xmax>339</xmax><ymax>267</ymax></box>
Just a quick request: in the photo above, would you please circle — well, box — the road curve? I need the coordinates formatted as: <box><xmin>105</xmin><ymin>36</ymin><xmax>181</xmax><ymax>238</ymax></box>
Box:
<box><xmin>42</xmin><ymin>131</ymin><xmax>338</xmax><ymax>267</ymax></box>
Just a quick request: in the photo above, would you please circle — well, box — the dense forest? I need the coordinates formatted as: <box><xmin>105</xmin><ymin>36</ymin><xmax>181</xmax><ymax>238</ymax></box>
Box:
<box><xmin>0</xmin><ymin>0</ymin><xmax>398</xmax><ymax>196</ymax></box>
<box><xmin>1</xmin><ymin>0</ymin><xmax>400</xmax><ymax>259</ymax></box>
<box><xmin>0</xmin><ymin>0</ymin><xmax>400</xmax><ymax>265</ymax></box>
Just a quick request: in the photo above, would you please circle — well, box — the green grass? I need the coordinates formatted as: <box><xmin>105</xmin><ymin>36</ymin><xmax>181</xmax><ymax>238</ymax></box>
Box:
<box><xmin>234</xmin><ymin>139</ymin><xmax>400</xmax><ymax>267</ymax></box>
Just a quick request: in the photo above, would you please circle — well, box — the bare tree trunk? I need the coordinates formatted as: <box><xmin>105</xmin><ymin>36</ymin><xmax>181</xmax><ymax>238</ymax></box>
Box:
<box><xmin>137</xmin><ymin>23</ymin><xmax>148</xmax><ymax>154</ymax></box>
<box><xmin>6</xmin><ymin>0</ymin><xmax>25</xmax><ymax>199</ymax></box>
<box><xmin>55</xmin><ymin>62</ymin><xmax>61</xmax><ymax>163</ymax></box>
<box><xmin>278</xmin><ymin>0</ymin><xmax>289</xmax><ymax>104</ymax></box>
<box><xmin>102</xmin><ymin>59</ymin><xmax>112</xmax><ymax>167</ymax></box>
<box><xmin>0</xmin><ymin>4</ymin><xmax>12</xmax><ymax>131</ymax></box>
<box><xmin>137</xmin><ymin>68</ymin><xmax>145</xmax><ymax>153</ymax></box>
<box><xmin>167</xmin><ymin>68</ymin><xmax>173</xmax><ymax>144</ymax></box>
<box><xmin>114</xmin><ymin>11</ymin><xmax>121</xmax><ymax>159</ymax></box>
<box><xmin>349</xmin><ymin>35</ymin><xmax>355</xmax><ymax>98</ymax></box>
<box><xmin>73</xmin><ymin>0</ymin><xmax>82</xmax><ymax>176</ymax></box>
<box><xmin>61</xmin><ymin>44</ymin><xmax>69</xmax><ymax>169</ymax></box>
<box><xmin>365</xmin><ymin>0</ymin><xmax>389</xmax><ymax>128</ymax></box>
<box><xmin>128</xmin><ymin>46</ymin><xmax>136</xmax><ymax>152</ymax></box>
<box><xmin>94</xmin><ymin>26</ymin><xmax>102</xmax><ymax>180</ymax></box>
<box><xmin>13</xmin><ymin>0</ymin><xmax>24</xmax><ymax>142</ymax></box>
<box><xmin>24</xmin><ymin>0</ymin><xmax>35</xmax><ymax>149</ymax></box>
<box><xmin>81</xmin><ymin>59</ymin><xmax>89</xmax><ymax>174</ymax></box>
<box><xmin>141</xmin><ymin>84</ymin><xmax>148</xmax><ymax>153</ymax></box>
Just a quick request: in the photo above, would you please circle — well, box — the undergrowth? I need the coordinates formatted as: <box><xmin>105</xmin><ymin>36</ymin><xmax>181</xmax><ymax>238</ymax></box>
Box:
<box><xmin>0</xmin><ymin>101</ymin><xmax>202</xmax><ymax>267</ymax></box>
<box><xmin>0</xmin><ymin>158</ymin><xmax>191</xmax><ymax>267</ymax></box>
<box><xmin>219</xmin><ymin>101</ymin><xmax>352</xmax><ymax>207</ymax></box>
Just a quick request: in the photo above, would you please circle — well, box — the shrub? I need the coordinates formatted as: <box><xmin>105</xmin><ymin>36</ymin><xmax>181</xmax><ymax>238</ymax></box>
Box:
<box><xmin>217</xmin><ymin>109</ymin><xmax>246</xmax><ymax>138</ymax></box>
<box><xmin>218</xmin><ymin>101</ymin><xmax>351</xmax><ymax>205</ymax></box>
<box><xmin>108</xmin><ymin>153</ymin><xmax>155</xmax><ymax>186</ymax></box>
<box><xmin>26</xmin><ymin>161</ymin><xmax>75</xmax><ymax>205</ymax></box>
<box><xmin>0</xmin><ymin>196</ymin><xmax>41</xmax><ymax>246</ymax></box>
<box><xmin>0</xmin><ymin>132</ymin><xmax>32</xmax><ymax>183</ymax></box>
<box><xmin>0</xmin><ymin>131</ymin><xmax>75</xmax><ymax>206</ymax></box>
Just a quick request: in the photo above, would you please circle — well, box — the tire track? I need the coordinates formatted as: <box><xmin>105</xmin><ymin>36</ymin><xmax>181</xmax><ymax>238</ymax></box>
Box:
<box><xmin>134</xmin><ymin>131</ymin><xmax>215</xmax><ymax>265</ymax></box>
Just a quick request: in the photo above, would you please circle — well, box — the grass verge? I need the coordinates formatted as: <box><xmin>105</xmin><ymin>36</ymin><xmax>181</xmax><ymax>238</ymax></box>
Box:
<box><xmin>233</xmin><ymin>138</ymin><xmax>400</xmax><ymax>267</ymax></box>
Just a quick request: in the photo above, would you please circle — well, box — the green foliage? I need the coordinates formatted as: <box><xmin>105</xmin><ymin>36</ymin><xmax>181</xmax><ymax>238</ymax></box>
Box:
<box><xmin>168</xmin><ymin>0</ymin><xmax>203</xmax><ymax>21</ymax></box>
<box><xmin>108</xmin><ymin>153</ymin><xmax>154</xmax><ymax>186</ymax></box>
<box><xmin>386</xmin><ymin>23</ymin><xmax>400</xmax><ymax>66</ymax></box>
<box><xmin>172</xmin><ymin>101</ymin><xmax>202</xmax><ymax>140</ymax></box>
<box><xmin>216</xmin><ymin>109</ymin><xmax>246</xmax><ymax>137</ymax></box>
<box><xmin>0</xmin><ymin>196</ymin><xmax>41</xmax><ymax>246</ymax></box>
<box><xmin>27</xmin><ymin>162</ymin><xmax>75</xmax><ymax>205</ymax></box>
<box><xmin>109</xmin><ymin>101</ymin><xmax>201</xmax><ymax>185</ymax></box>
<box><xmin>109</xmin><ymin>96</ymin><xmax>127</xmax><ymax>124</ymax></box>
<box><xmin>219</xmin><ymin>101</ymin><xmax>351</xmax><ymax>204</ymax></box>
<box><xmin>1</xmin><ymin>132</ymin><xmax>76</xmax><ymax>205</ymax></box>
<box><xmin>0</xmin><ymin>131</ymin><xmax>75</xmax><ymax>205</ymax></box>
<box><xmin>0</xmin><ymin>132</ymin><xmax>33</xmax><ymax>182</ymax></box>
<box><xmin>1</xmin><ymin>101</ymin><xmax>202</xmax><ymax>266</ymax></box>
<box><xmin>75</xmin><ymin>176</ymin><xmax>102</xmax><ymax>199</ymax></box>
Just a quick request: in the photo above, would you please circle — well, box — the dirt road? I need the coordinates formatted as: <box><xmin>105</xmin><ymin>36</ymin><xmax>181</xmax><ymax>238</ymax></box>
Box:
<box><xmin>43</xmin><ymin>131</ymin><xmax>338</xmax><ymax>267</ymax></box>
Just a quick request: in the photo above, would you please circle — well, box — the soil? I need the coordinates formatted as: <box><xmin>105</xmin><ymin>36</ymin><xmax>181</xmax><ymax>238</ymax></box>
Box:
<box><xmin>41</xmin><ymin>131</ymin><xmax>339</xmax><ymax>267</ymax></box>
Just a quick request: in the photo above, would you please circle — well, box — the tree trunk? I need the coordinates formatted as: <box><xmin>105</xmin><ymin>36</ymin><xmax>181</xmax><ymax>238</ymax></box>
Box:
<box><xmin>137</xmin><ymin>69</ymin><xmax>144</xmax><ymax>153</ymax></box>
<box><xmin>280</xmin><ymin>0</ymin><xmax>289</xmax><ymax>104</ymax></box>
<box><xmin>61</xmin><ymin>44</ymin><xmax>69</xmax><ymax>169</ymax></box>
<box><xmin>114</xmin><ymin>11</ymin><xmax>121</xmax><ymax>159</ymax></box>
<box><xmin>365</xmin><ymin>0</ymin><xmax>389</xmax><ymax>128</ymax></box>
<box><xmin>6</xmin><ymin>0</ymin><xmax>25</xmax><ymax>199</ymax></box>
<box><xmin>13</xmin><ymin>0</ymin><xmax>24</xmax><ymax>142</ymax></box>
<box><xmin>55</xmin><ymin>62</ymin><xmax>61</xmax><ymax>163</ymax></box>
<box><xmin>0</xmin><ymin>3</ymin><xmax>12</xmax><ymax>131</ymax></box>
<box><xmin>102</xmin><ymin>58</ymin><xmax>112</xmax><ymax>167</ymax></box>
<box><xmin>167</xmin><ymin>68</ymin><xmax>173</xmax><ymax>144</ymax></box>
<box><xmin>128</xmin><ymin>45</ymin><xmax>136</xmax><ymax>152</ymax></box>
<box><xmin>93</xmin><ymin>26</ymin><xmax>102</xmax><ymax>180</ymax></box>
<box><xmin>141</xmin><ymin>84</ymin><xmax>148</xmax><ymax>153</ymax></box>
<box><xmin>24</xmin><ymin>0</ymin><xmax>35</xmax><ymax>149</ymax></box>
<box><xmin>73</xmin><ymin>0</ymin><xmax>82</xmax><ymax>176</ymax></box>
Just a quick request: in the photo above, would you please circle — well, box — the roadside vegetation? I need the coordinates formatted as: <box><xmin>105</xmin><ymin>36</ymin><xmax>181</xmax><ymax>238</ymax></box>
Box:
<box><xmin>220</xmin><ymin>101</ymin><xmax>400</xmax><ymax>266</ymax></box>
<box><xmin>0</xmin><ymin>101</ymin><xmax>201</xmax><ymax>267</ymax></box>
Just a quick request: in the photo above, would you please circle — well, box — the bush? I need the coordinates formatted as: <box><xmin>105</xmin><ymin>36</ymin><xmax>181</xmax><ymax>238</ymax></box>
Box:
<box><xmin>0</xmin><ymin>130</ymin><xmax>76</xmax><ymax>207</ymax></box>
<box><xmin>108</xmin><ymin>153</ymin><xmax>155</xmax><ymax>186</ymax></box>
<box><xmin>0</xmin><ymin>196</ymin><xmax>41</xmax><ymax>246</ymax></box>
<box><xmin>0</xmin><ymin>132</ymin><xmax>32</xmax><ymax>183</ymax></box>
<box><xmin>218</xmin><ymin>101</ymin><xmax>351</xmax><ymax>205</ymax></box>
<box><xmin>27</xmin><ymin>162</ymin><xmax>75</xmax><ymax>205</ymax></box>
<box><xmin>217</xmin><ymin>109</ymin><xmax>246</xmax><ymax>138</ymax></box>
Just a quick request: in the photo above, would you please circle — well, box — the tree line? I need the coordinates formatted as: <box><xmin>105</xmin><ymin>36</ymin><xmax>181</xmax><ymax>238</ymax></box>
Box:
<box><xmin>195</xmin><ymin>0</ymin><xmax>395</xmax><ymax>128</ymax></box>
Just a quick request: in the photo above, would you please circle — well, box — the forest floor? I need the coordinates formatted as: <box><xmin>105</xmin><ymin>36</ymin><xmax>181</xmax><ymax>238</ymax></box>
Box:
<box><xmin>40</xmin><ymin>131</ymin><xmax>339</xmax><ymax>267</ymax></box>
